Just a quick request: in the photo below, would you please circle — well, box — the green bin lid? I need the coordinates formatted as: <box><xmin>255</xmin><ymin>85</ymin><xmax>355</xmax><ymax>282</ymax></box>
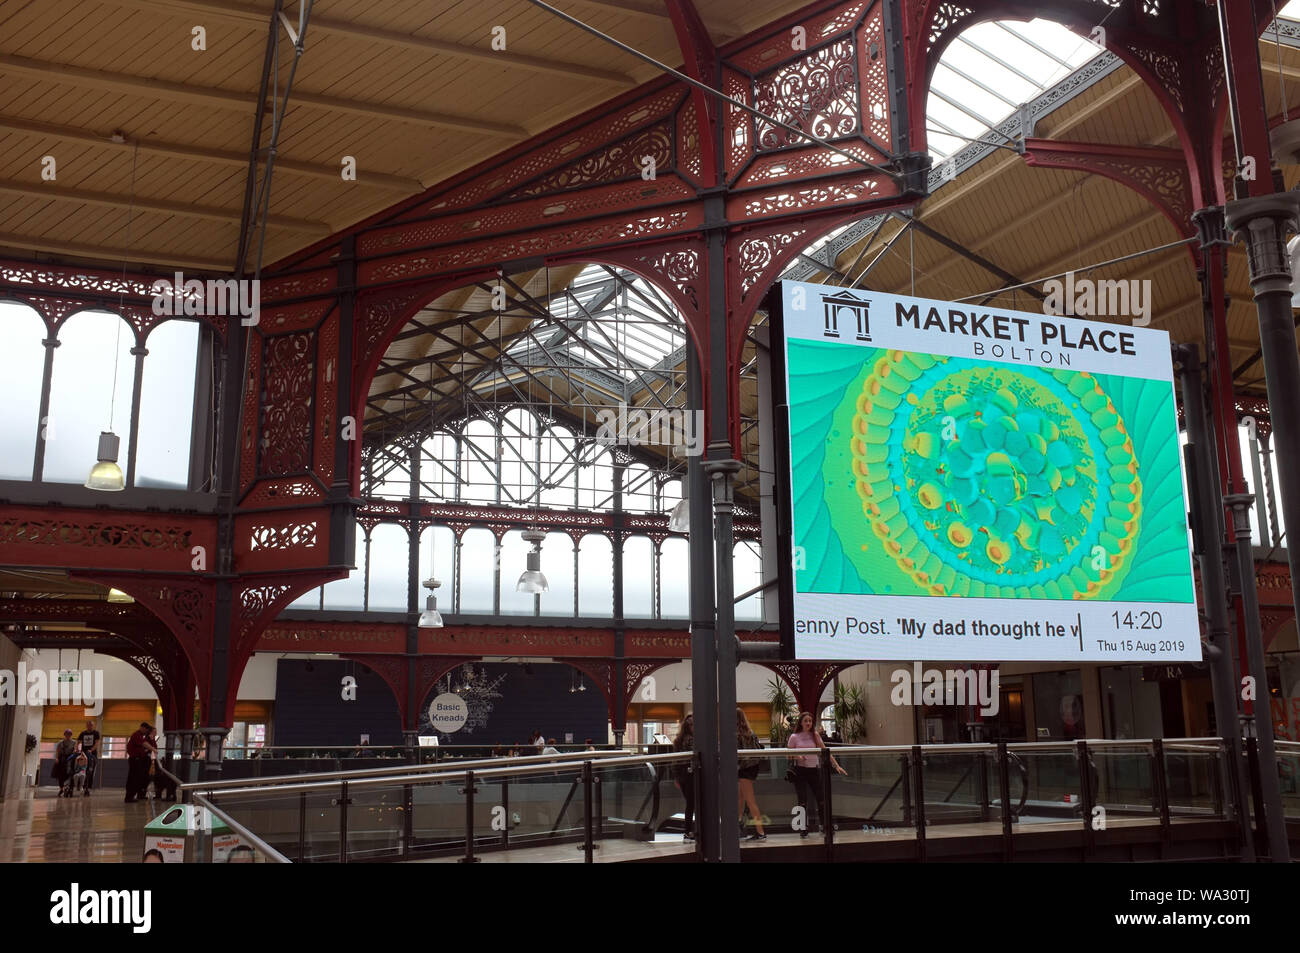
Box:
<box><xmin>144</xmin><ymin>804</ymin><xmax>231</xmax><ymax>834</ymax></box>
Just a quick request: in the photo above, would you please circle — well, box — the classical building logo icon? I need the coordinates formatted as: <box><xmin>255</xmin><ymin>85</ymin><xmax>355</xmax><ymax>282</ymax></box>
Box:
<box><xmin>821</xmin><ymin>290</ymin><xmax>872</xmax><ymax>341</ymax></box>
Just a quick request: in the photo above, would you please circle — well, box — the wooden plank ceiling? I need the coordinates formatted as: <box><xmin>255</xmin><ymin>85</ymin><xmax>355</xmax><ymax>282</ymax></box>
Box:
<box><xmin>0</xmin><ymin>0</ymin><xmax>801</xmax><ymax>271</ymax></box>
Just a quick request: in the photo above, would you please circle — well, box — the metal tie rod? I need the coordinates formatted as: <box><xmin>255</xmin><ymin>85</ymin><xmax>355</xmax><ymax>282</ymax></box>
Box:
<box><xmin>523</xmin><ymin>0</ymin><xmax>894</xmax><ymax>178</ymax></box>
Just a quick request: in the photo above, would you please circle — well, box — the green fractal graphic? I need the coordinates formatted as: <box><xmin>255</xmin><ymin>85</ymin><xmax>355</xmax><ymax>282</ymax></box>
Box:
<box><xmin>787</xmin><ymin>340</ymin><xmax>1193</xmax><ymax>603</ymax></box>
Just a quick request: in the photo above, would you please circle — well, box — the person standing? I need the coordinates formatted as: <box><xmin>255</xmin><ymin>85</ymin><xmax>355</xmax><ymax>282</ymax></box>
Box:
<box><xmin>736</xmin><ymin>709</ymin><xmax>767</xmax><ymax>841</ymax></box>
<box><xmin>786</xmin><ymin>711</ymin><xmax>846</xmax><ymax>838</ymax></box>
<box><xmin>77</xmin><ymin>719</ymin><xmax>101</xmax><ymax>797</ymax></box>
<box><xmin>146</xmin><ymin>726</ymin><xmax>175</xmax><ymax>800</ymax></box>
<box><xmin>124</xmin><ymin>722</ymin><xmax>152</xmax><ymax>802</ymax></box>
<box><xmin>672</xmin><ymin>714</ymin><xmax>695</xmax><ymax>841</ymax></box>
<box><xmin>53</xmin><ymin>729</ymin><xmax>77</xmax><ymax>797</ymax></box>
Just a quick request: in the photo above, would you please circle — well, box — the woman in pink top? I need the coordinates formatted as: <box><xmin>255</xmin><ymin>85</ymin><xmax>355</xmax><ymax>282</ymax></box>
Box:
<box><xmin>787</xmin><ymin>712</ymin><xmax>846</xmax><ymax>838</ymax></box>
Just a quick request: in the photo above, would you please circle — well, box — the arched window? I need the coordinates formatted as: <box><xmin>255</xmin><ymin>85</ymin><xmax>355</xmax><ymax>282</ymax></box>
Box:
<box><xmin>578</xmin><ymin>446</ymin><xmax>614</xmax><ymax>510</ymax></box>
<box><xmin>499</xmin><ymin>407</ymin><xmax>538</xmax><ymax>507</ymax></box>
<box><xmin>418</xmin><ymin>525</ymin><xmax>458</xmax><ymax>615</ymax></box>
<box><xmin>539</xmin><ymin>424</ymin><xmax>577</xmax><ymax>508</ymax></box>
<box><xmin>660</xmin><ymin>537</ymin><xmax>689</xmax><ymax>619</ymax></box>
<box><xmin>0</xmin><ymin>301</ymin><xmax>46</xmax><ymax>480</ymax></box>
<box><xmin>368</xmin><ymin>450</ymin><xmax>410</xmax><ymax>498</ymax></box>
<box><xmin>622</xmin><ymin>536</ymin><xmax>654</xmax><ymax>619</ymax></box>
<box><xmin>459</xmin><ymin>417</ymin><xmax>498</xmax><ymax>503</ymax></box>
<box><xmin>539</xmin><ymin>531</ymin><xmax>576</xmax><ymax>617</ymax></box>
<box><xmin>322</xmin><ymin>520</ymin><xmax>368</xmax><ymax>611</ymax></box>
<box><xmin>623</xmin><ymin>463</ymin><xmax>655</xmax><ymax>513</ymax></box>
<box><xmin>734</xmin><ymin>540</ymin><xmax>763</xmax><ymax>622</ymax></box>
<box><xmin>577</xmin><ymin>534</ymin><xmax>613</xmax><ymax>618</ymax></box>
<box><xmin>420</xmin><ymin>431</ymin><xmax>459</xmax><ymax>501</ymax></box>
<box><xmin>458</xmin><ymin>528</ymin><xmax>496</xmax><ymax>614</ymax></box>
<box><xmin>135</xmin><ymin>319</ymin><xmax>199</xmax><ymax>488</ymax></box>
<box><xmin>44</xmin><ymin>310</ymin><xmax>135</xmax><ymax>485</ymax></box>
<box><xmin>365</xmin><ymin>523</ymin><xmax>410</xmax><ymax>611</ymax></box>
<box><xmin>660</xmin><ymin>478</ymin><xmax>683</xmax><ymax>516</ymax></box>
<box><xmin>498</xmin><ymin>529</ymin><xmax>535</xmax><ymax>615</ymax></box>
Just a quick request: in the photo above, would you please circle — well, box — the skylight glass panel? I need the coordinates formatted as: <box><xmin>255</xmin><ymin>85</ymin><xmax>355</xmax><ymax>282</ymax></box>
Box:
<box><xmin>928</xmin><ymin>19</ymin><xmax>1101</xmax><ymax>159</ymax></box>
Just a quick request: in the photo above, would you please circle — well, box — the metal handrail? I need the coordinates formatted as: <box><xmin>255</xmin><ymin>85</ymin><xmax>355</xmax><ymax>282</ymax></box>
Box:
<box><xmin>191</xmin><ymin>737</ymin><xmax>1239</xmax><ymax>862</ymax></box>
<box><xmin>180</xmin><ymin>748</ymin><xmax>626</xmax><ymax>793</ymax></box>
<box><xmin>156</xmin><ymin>761</ymin><xmax>186</xmax><ymax>789</ymax></box>
<box><xmin>191</xmin><ymin>793</ymin><xmax>291</xmax><ymax>864</ymax></box>
<box><xmin>202</xmin><ymin>751</ymin><xmax>694</xmax><ymax>799</ymax></box>
<box><xmin>216</xmin><ymin>744</ymin><xmax>655</xmax><ymax>757</ymax></box>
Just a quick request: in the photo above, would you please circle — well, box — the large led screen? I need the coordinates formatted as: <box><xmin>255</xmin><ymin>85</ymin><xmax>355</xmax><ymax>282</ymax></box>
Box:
<box><xmin>774</xmin><ymin>280</ymin><xmax>1200</xmax><ymax>662</ymax></box>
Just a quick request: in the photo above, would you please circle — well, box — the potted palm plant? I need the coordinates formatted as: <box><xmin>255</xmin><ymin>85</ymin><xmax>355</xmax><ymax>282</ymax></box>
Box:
<box><xmin>833</xmin><ymin>683</ymin><xmax>867</xmax><ymax>743</ymax></box>
<box><xmin>767</xmin><ymin>678</ymin><xmax>796</xmax><ymax>744</ymax></box>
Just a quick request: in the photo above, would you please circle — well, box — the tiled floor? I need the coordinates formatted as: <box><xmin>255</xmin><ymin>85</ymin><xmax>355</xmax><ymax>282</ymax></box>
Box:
<box><xmin>0</xmin><ymin>785</ymin><xmax>169</xmax><ymax>863</ymax></box>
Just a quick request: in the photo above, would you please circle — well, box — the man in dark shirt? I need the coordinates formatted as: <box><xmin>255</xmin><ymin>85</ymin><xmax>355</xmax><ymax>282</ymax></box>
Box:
<box><xmin>124</xmin><ymin>722</ymin><xmax>152</xmax><ymax>803</ymax></box>
<box><xmin>77</xmin><ymin>720</ymin><xmax>101</xmax><ymax>797</ymax></box>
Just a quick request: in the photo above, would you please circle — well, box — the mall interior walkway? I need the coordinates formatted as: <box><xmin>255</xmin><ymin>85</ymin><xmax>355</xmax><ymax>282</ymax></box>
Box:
<box><xmin>0</xmin><ymin>787</ymin><xmax>153</xmax><ymax>863</ymax></box>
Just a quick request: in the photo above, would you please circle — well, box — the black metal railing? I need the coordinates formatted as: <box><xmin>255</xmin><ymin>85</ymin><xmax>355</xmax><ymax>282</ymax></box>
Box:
<box><xmin>171</xmin><ymin>737</ymin><xmax>1281</xmax><ymax>863</ymax></box>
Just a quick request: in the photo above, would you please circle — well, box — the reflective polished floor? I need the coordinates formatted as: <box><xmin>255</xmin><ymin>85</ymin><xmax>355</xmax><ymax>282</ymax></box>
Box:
<box><xmin>0</xmin><ymin>785</ymin><xmax>163</xmax><ymax>863</ymax></box>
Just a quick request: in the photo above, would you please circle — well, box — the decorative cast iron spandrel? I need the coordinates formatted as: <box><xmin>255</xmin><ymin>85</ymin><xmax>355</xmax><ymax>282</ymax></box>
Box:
<box><xmin>315</xmin><ymin>312</ymin><xmax>340</xmax><ymax>484</ymax></box>
<box><xmin>240</xmin><ymin>343</ymin><xmax>262</xmax><ymax>493</ymax></box>
<box><xmin>505</xmin><ymin>121</ymin><xmax>676</xmax><ymax>200</ymax></box>
<box><xmin>0</xmin><ymin>507</ymin><xmax>215</xmax><ymax>573</ymax></box>
<box><xmin>753</xmin><ymin>38</ymin><xmax>861</xmax><ymax>151</ymax></box>
<box><xmin>1021</xmin><ymin>141</ymin><xmax>1195</xmax><ymax>239</ymax></box>
<box><xmin>124</xmin><ymin>653</ymin><xmax>168</xmax><ymax>699</ymax></box>
<box><xmin>258</xmin><ymin>330</ymin><xmax>316</xmax><ymax>477</ymax></box>
<box><xmin>343</xmin><ymin>654</ymin><xmax>409</xmax><ymax>722</ymax></box>
<box><xmin>0</xmin><ymin>261</ymin><xmax>229</xmax><ymax>339</ymax></box>
<box><xmin>557</xmin><ymin>657</ymin><xmax>614</xmax><ymax>707</ymax></box>
<box><xmin>258</xmin><ymin>299</ymin><xmax>334</xmax><ymax>336</ymax></box>
<box><xmin>384</xmin><ymin>85</ymin><xmax>687</xmax><ymax>220</ymax></box>
<box><xmin>247</xmin><ymin>519</ymin><xmax>318</xmax><ymax>551</ymax></box>
<box><xmin>676</xmin><ymin>93</ymin><xmax>704</xmax><ymax>185</ymax></box>
<box><xmin>859</xmin><ymin>7</ymin><xmax>893</xmax><ymax>151</ymax></box>
<box><xmin>240</xmin><ymin>477</ymin><xmax>326</xmax><ymax>508</ymax></box>
<box><xmin>723</xmin><ymin>67</ymin><xmax>753</xmax><ymax>180</ymax></box>
<box><xmin>260</xmin><ymin>270</ymin><xmax>335</xmax><ymax>304</ymax></box>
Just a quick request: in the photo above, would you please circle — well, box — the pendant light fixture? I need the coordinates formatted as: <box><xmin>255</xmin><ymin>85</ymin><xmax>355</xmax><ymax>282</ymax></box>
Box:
<box><xmin>86</xmin><ymin>144</ymin><xmax>139</xmax><ymax>492</ymax></box>
<box><xmin>516</xmin><ymin>528</ymin><xmax>549</xmax><ymax>593</ymax></box>
<box><xmin>418</xmin><ymin>576</ymin><xmax>444</xmax><ymax>628</ymax></box>
<box><xmin>668</xmin><ymin>497</ymin><xmax>690</xmax><ymax>534</ymax></box>
<box><xmin>418</xmin><ymin>362</ymin><xmax>444</xmax><ymax>627</ymax></box>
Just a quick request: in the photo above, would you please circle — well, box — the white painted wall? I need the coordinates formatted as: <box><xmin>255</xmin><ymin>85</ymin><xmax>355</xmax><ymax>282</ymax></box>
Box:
<box><xmin>29</xmin><ymin>648</ymin><xmax>155</xmax><ymax>697</ymax></box>
<box><xmin>237</xmin><ymin>653</ymin><xmax>279</xmax><ymax>700</ymax></box>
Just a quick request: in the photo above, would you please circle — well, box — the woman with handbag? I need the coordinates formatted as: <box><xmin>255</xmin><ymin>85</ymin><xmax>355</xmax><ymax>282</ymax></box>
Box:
<box><xmin>672</xmin><ymin>714</ymin><xmax>695</xmax><ymax>841</ymax></box>
<box><xmin>787</xmin><ymin>711</ymin><xmax>847</xmax><ymax>838</ymax></box>
<box><xmin>736</xmin><ymin>709</ymin><xmax>767</xmax><ymax>841</ymax></box>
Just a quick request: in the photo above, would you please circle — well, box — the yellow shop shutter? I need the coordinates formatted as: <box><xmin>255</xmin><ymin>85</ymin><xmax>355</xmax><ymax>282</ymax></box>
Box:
<box><xmin>102</xmin><ymin>700</ymin><xmax>156</xmax><ymax>736</ymax></box>
<box><xmin>41</xmin><ymin>705</ymin><xmax>88</xmax><ymax>742</ymax></box>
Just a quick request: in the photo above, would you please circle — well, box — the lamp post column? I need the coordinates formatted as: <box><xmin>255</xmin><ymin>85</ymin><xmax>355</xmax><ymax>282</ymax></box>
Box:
<box><xmin>705</xmin><ymin>450</ymin><xmax>742</xmax><ymax>864</ymax></box>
